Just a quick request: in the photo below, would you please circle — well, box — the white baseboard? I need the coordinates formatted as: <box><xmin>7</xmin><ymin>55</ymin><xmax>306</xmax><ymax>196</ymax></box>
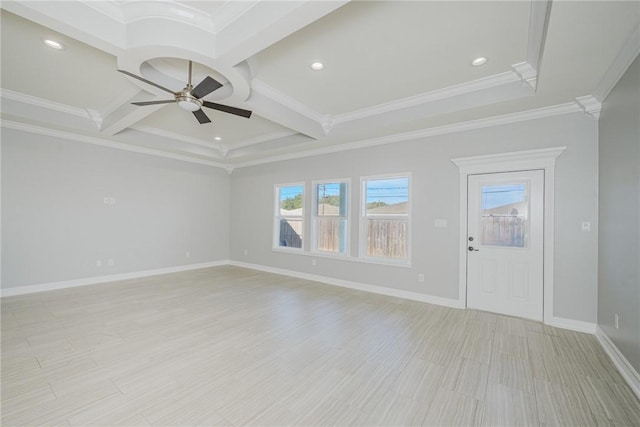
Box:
<box><xmin>596</xmin><ymin>326</ymin><xmax>640</xmax><ymax>400</ymax></box>
<box><xmin>0</xmin><ymin>260</ymin><xmax>229</xmax><ymax>297</ymax></box>
<box><xmin>5</xmin><ymin>259</ymin><xmax>637</xmax><ymax>400</ymax></box>
<box><xmin>229</xmin><ymin>260</ymin><xmax>464</xmax><ymax>309</ymax></box>
<box><xmin>545</xmin><ymin>316</ymin><xmax>597</xmax><ymax>334</ymax></box>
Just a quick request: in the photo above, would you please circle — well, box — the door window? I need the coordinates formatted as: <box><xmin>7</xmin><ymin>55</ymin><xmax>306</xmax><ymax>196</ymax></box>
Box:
<box><xmin>480</xmin><ymin>183</ymin><xmax>528</xmax><ymax>248</ymax></box>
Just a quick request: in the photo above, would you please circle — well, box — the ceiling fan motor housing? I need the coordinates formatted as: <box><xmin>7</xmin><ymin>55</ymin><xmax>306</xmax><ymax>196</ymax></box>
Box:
<box><xmin>176</xmin><ymin>90</ymin><xmax>202</xmax><ymax>111</ymax></box>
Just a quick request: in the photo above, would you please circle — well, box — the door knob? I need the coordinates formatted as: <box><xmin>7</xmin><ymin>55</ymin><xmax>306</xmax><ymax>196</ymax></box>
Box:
<box><xmin>468</xmin><ymin>246</ymin><xmax>479</xmax><ymax>252</ymax></box>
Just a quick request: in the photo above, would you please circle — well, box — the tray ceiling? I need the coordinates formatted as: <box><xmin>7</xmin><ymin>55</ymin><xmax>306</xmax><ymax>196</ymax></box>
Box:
<box><xmin>1</xmin><ymin>1</ymin><xmax>638</xmax><ymax>171</ymax></box>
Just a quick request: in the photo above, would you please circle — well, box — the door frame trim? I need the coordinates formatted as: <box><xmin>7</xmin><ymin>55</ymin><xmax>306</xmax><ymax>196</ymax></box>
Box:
<box><xmin>452</xmin><ymin>146</ymin><xmax>566</xmax><ymax>324</ymax></box>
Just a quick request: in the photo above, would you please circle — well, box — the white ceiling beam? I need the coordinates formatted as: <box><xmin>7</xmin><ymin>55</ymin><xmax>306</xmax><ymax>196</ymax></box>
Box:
<box><xmin>592</xmin><ymin>25</ymin><xmax>640</xmax><ymax>101</ymax></box>
<box><xmin>216</xmin><ymin>0</ymin><xmax>350</xmax><ymax>66</ymax></box>
<box><xmin>1</xmin><ymin>0</ymin><xmax>125</xmax><ymax>56</ymax></box>
<box><xmin>523</xmin><ymin>0</ymin><xmax>552</xmax><ymax>91</ymax></box>
<box><xmin>248</xmin><ymin>79</ymin><xmax>326</xmax><ymax>139</ymax></box>
<box><xmin>100</xmin><ymin>102</ymin><xmax>166</xmax><ymax>137</ymax></box>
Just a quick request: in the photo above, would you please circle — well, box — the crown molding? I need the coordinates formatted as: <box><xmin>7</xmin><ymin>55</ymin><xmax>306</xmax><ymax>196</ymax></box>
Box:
<box><xmin>1</xmin><ymin>120</ymin><xmax>227</xmax><ymax>170</ymax></box>
<box><xmin>2</xmin><ymin>100</ymin><xmax>583</xmax><ymax>171</ymax></box>
<box><xmin>512</xmin><ymin>62</ymin><xmax>538</xmax><ymax>91</ymax></box>
<box><xmin>575</xmin><ymin>95</ymin><xmax>602</xmax><ymax>120</ymax></box>
<box><xmin>123</xmin><ymin>126</ymin><xmax>301</xmax><ymax>158</ymax></box>
<box><xmin>130</xmin><ymin>125</ymin><xmax>224</xmax><ymax>154</ymax></box>
<box><xmin>230</xmin><ymin>129</ymin><xmax>299</xmax><ymax>150</ymax></box>
<box><xmin>333</xmin><ymin>71</ymin><xmax>521</xmax><ymax>125</ymax></box>
<box><xmin>592</xmin><ymin>25</ymin><xmax>640</xmax><ymax>101</ymax></box>
<box><xmin>0</xmin><ymin>88</ymin><xmax>99</xmax><ymax>122</ymax></box>
<box><xmin>249</xmin><ymin>68</ymin><xmax>534</xmax><ymax>137</ymax></box>
<box><xmin>231</xmin><ymin>102</ymin><xmax>581</xmax><ymax>169</ymax></box>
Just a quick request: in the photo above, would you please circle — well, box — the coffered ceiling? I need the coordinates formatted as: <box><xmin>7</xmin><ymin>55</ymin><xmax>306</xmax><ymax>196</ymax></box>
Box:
<box><xmin>1</xmin><ymin>1</ymin><xmax>639</xmax><ymax>171</ymax></box>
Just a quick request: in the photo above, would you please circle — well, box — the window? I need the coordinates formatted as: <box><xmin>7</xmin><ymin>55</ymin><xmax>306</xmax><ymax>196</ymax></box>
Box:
<box><xmin>313</xmin><ymin>180</ymin><xmax>349</xmax><ymax>254</ymax></box>
<box><xmin>361</xmin><ymin>175</ymin><xmax>410</xmax><ymax>261</ymax></box>
<box><xmin>480</xmin><ymin>183</ymin><xmax>529</xmax><ymax>248</ymax></box>
<box><xmin>274</xmin><ymin>184</ymin><xmax>304</xmax><ymax>249</ymax></box>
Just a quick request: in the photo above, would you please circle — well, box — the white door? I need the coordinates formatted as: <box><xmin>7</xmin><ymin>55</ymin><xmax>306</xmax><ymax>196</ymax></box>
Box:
<box><xmin>466</xmin><ymin>170</ymin><xmax>544</xmax><ymax>321</ymax></box>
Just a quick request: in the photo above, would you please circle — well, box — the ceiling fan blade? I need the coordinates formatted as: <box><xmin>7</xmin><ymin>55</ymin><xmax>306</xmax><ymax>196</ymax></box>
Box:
<box><xmin>117</xmin><ymin>70</ymin><xmax>177</xmax><ymax>95</ymax></box>
<box><xmin>192</xmin><ymin>109</ymin><xmax>212</xmax><ymax>124</ymax></box>
<box><xmin>131</xmin><ymin>100</ymin><xmax>176</xmax><ymax>106</ymax></box>
<box><xmin>202</xmin><ymin>101</ymin><xmax>252</xmax><ymax>118</ymax></box>
<box><xmin>191</xmin><ymin>76</ymin><xmax>223</xmax><ymax>99</ymax></box>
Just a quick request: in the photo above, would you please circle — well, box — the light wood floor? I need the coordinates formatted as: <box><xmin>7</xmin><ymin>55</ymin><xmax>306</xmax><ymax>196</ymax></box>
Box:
<box><xmin>2</xmin><ymin>266</ymin><xmax>639</xmax><ymax>426</ymax></box>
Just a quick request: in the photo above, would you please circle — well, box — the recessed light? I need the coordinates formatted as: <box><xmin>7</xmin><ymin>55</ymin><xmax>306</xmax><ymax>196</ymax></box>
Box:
<box><xmin>310</xmin><ymin>62</ymin><xmax>324</xmax><ymax>71</ymax></box>
<box><xmin>44</xmin><ymin>39</ymin><xmax>64</xmax><ymax>50</ymax></box>
<box><xmin>214</xmin><ymin>137</ymin><xmax>222</xmax><ymax>141</ymax></box>
<box><xmin>471</xmin><ymin>57</ymin><xmax>487</xmax><ymax>67</ymax></box>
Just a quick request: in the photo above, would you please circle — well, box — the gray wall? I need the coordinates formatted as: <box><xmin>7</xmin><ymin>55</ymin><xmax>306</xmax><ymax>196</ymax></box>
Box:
<box><xmin>598</xmin><ymin>55</ymin><xmax>640</xmax><ymax>371</ymax></box>
<box><xmin>1</xmin><ymin>112</ymin><xmax>602</xmax><ymax>325</ymax></box>
<box><xmin>1</xmin><ymin>128</ymin><xmax>230</xmax><ymax>289</ymax></box>
<box><xmin>230</xmin><ymin>112</ymin><xmax>599</xmax><ymax>323</ymax></box>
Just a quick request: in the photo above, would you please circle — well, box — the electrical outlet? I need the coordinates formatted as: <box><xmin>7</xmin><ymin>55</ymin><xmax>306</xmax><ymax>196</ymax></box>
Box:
<box><xmin>615</xmin><ymin>314</ymin><xmax>619</xmax><ymax>330</ymax></box>
<box><xmin>107</xmin><ymin>258</ymin><xmax>114</xmax><ymax>266</ymax></box>
<box><xmin>243</xmin><ymin>249</ymin><xmax>248</xmax><ymax>256</ymax></box>
<box><xmin>581</xmin><ymin>221</ymin><xmax>591</xmax><ymax>232</ymax></box>
<box><xmin>311</xmin><ymin>259</ymin><xmax>317</xmax><ymax>266</ymax></box>
<box><xmin>185</xmin><ymin>251</ymin><xmax>190</xmax><ymax>258</ymax></box>
<box><xmin>96</xmin><ymin>260</ymin><xmax>102</xmax><ymax>267</ymax></box>
<box><xmin>418</xmin><ymin>273</ymin><xmax>425</xmax><ymax>282</ymax></box>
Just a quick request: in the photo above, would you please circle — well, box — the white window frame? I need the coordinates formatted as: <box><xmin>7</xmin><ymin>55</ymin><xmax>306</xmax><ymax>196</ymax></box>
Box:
<box><xmin>273</xmin><ymin>182</ymin><xmax>305</xmax><ymax>251</ymax></box>
<box><xmin>359</xmin><ymin>173</ymin><xmax>411</xmax><ymax>265</ymax></box>
<box><xmin>311</xmin><ymin>178</ymin><xmax>351</xmax><ymax>257</ymax></box>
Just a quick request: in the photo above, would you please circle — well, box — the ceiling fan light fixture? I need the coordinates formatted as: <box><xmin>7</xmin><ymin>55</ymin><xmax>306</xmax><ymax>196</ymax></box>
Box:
<box><xmin>178</xmin><ymin>100</ymin><xmax>201</xmax><ymax>112</ymax></box>
<box><xmin>176</xmin><ymin>92</ymin><xmax>202</xmax><ymax>112</ymax></box>
<box><xmin>471</xmin><ymin>57</ymin><xmax>488</xmax><ymax>66</ymax></box>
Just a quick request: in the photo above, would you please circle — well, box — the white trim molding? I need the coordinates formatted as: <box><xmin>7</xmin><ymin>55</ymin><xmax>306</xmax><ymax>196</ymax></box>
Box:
<box><xmin>1</xmin><ymin>120</ymin><xmax>227</xmax><ymax>170</ymax></box>
<box><xmin>451</xmin><ymin>147</ymin><xmax>567</xmax><ymax>324</ymax></box>
<box><xmin>232</xmin><ymin>104</ymin><xmax>580</xmax><ymax>169</ymax></box>
<box><xmin>596</xmin><ymin>326</ymin><xmax>640</xmax><ymax>400</ymax></box>
<box><xmin>512</xmin><ymin>62</ymin><xmax>538</xmax><ymax>91</ymax></box>
<box><xmin>229</xmin><ymin>261</ymin><xmax>464</xmax><ymax>309</ymax></box>
<box><xmin>575</xmin><ymin>95</ymin><xmax>603</xmax><ymax>120</ymax></box>
<box><xmin>333</xmin><ymin>72</ymin><xmax>523</xmax><ymax>125</ymax></box>
<box><xmin>546</xmin><ymin>316</ymin><xmax>597</xmax><ymax>334</ymax></box>
<box><xmin>0</xmin><ymin>261</ymin><xmax>229</xmax><ymax>297</ymax></box>
<box><xmin>593</xmin><ymin>25</ymin><xmax>640</xmax><ymax>102</ymax></box>
<box><xmin>130</xmin><ymin>124</ymin><xmax>226</xmax><ymax>155</ymax></box>
<box><xmin>0</xmin><ymin>88</ymin><xmax>101</xmax><ymax>122</ymax></box>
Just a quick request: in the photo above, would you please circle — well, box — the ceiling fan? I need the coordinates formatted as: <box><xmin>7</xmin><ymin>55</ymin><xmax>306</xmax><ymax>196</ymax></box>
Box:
<box><xmin>117</xmin><ymin>61</ymin><xmax>252</xmax><ymax>124</ymax></box>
